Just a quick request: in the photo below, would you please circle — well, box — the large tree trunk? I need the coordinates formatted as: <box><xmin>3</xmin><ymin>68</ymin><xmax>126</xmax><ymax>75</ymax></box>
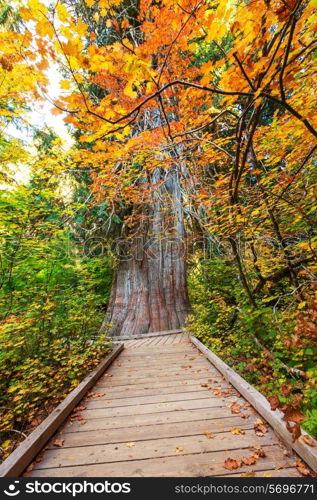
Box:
<box><xmin>101</xmin><ymin>167</ymin><xmax>191</xmax><ymax>337</ymax></box>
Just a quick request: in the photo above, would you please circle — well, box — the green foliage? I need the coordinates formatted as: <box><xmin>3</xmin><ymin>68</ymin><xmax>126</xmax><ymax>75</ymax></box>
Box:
<box><xmin>302</xmin><ymin>410</ymin><xmax>317</xmax><ymax>439</ymax></box>
<box><xmin>0</xmin><ymin>142</ymin><xmax>113</xmax><ymax>459</ymax></box>
<box><xmin>188</xmin><ymin>252</ymin><xmax>317</xmax><ymax>435</ymax></box>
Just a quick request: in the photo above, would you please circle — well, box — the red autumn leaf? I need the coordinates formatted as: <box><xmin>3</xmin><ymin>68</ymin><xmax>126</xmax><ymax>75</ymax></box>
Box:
<box><xmin>252</xmin><ymin>446</ymin><xmax>266</xmax><ymax>458</ymax></box>
<box><xmin>242</xmin><ymin>456</ymin><xmax>257</xmax><ymax>465</ymax></box>
<box><xmin>294</xmin><ymin>461</ymin><xmax>311</xmax><ymax>476</ymax></box>
<box><xmin>75</xmin><ymin>405</ymin><xmax>87</xmax><ymax>412</ymax></box>
<box><xmin>231</xmin><ymin>403</ymin><xmax>242</xmax><ymax>414</ymax></box>
<box><xmin>224</xmin><ymin>458</ymin><xmax>242</xmax><ymax>470</ymax></box>
<box><xmin>254</xmin><ymin>418</ymin><xmax>268</xmax><ymax>436</ymax></box>
<box><xmin>53</xmin><ymin>439</ymin><xmax>64</xmax><ymax>447</ymax></box>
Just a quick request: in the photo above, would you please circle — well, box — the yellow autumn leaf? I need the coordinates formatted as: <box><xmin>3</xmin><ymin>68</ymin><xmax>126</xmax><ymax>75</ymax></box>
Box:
<box><xmin>56</xmin><ymin>3</ymin><xmax>68</xmax><ymax>22</ymax></box>
<box><xmin>60</xmin><ymin>80</ymin><xmax>71</xmax><ymax>90</ymax></box>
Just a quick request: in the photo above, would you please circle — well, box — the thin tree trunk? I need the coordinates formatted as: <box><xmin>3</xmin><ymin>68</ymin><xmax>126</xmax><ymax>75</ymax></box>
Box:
<box><xmin>100</xmin><ymin>167</ymin><xmax>191</xmax><ymax>337</ymax></box>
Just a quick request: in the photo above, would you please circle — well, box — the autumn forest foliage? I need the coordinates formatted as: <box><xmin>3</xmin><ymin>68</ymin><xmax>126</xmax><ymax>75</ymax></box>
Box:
<box><xmin>0</xmin><ymin>0</ymin><xmax>317</xmax><ymax>458</ymax></box>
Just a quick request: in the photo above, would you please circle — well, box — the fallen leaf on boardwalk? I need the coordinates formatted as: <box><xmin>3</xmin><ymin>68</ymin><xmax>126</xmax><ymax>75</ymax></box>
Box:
<box><xmin>242</xmin><ymin>456</ymin><xmax>257</xmax><ymax>465</ymax></box>
<box><xmin>71</xmin><ymin>413</ymin><xmax>84</xmax><ymax>421</ymax></box>
<box><xmin>230</xmin><ymin>403</ymin><xmax>242</xmax><ymax>414</ymax></box>
<box><xmin>26</xmin><ymin>463</ymin><xmax>35</xmax><ymax>472</ymax></box>
<box><xmin>299</xmin><ymin>435</ymin><xmax>317</xmax><ymax>447</ymax></box>
<box><xmin>35</xmin><ymin>455</ymin><xmax>43</xmax><ymax>463</ymax></box>
<box><xmin>75</xmin><ymin>406</ymin><xmax>86</xmax><ymax>412</ymax></box>
<box><xmin>231</xmin><ymin>427</ymin><xmax>245</xmax><ymax>435</ymax></box>
<box><xmin>252</xmin><ymin>446</ymin><xmax>266</xmax><ymax>458</ymax></box>
<box><xmin>268</xmin><ymin>395</ymin><xmax>280</xmax><ymax>411</ymax></box>
<box><xmin>241</xmin><ymin>413</ymin><xmax>250</xmax><ymax>419</ymax></box>
<box><xmin>243</xmin><ymin>471</ymin><xmax>256</xmax><ymax>477</ymax></box>
<box><xmin>213</xmin><ymin>390</ymin><xmax>221</xmax><ymax>396</ymax></box>
<box><xmin>86</xmin><ymin>392</ymin><xmax>105</xmax><ymax>399</ymax></box>
<box><xmin>254</xmin><ymin>418</ymin><xmax>268</xmax><ymax>436</ymax></box>
<box><xmin>224</xmin><ymin>458</ymin><xmax>242</xmax><ymax>470</ymax></box>
<box><xmin>294</xmin><ymin>460</ymin><xmax>311</xmax><ymax>476</ymax></box>
<box><xmin>126</xmin><ymin>442</ymin><xmax>135</xmax><ymax>448</ymax></box>
<box><xmin>176</xmin><ymin>446</ymin><xmax>185</xmax><ymax>453</ymax></box>
<box><xmin>188</xmin><ymin>357</ymin><xmax>195</xmax><ymax>360</ymax></box>
<box><xmin>204</xmin><ymin>431</ymin><xmax>216</xmax><ymax>439</ymax></box>
<box><xmin>201</xmin><ymin>384</ymin><xmax>208</xmax><ymax>388</ymax></box>
<box><xmin>263</xmin><ymin>472</ymin><xmax>272</xmax><ymax>477</ymax></box>
<box><xmin>53</xmin><ymin>439</ymin><xmax>64</xmax><ymax>447</ymax></box>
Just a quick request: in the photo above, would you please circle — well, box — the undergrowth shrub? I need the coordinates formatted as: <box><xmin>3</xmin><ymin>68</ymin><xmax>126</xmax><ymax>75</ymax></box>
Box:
<box><xmin>188</xmin><ymin>253</ymin><xmax>317</xmax><ymax>438</ymax></box>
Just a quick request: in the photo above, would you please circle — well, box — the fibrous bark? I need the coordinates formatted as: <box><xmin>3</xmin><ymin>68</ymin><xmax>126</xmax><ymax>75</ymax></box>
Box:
<box><xmin>100</xmin><ymin>167</ymin><xmax>191</xmax><ymax>337</ymax></box>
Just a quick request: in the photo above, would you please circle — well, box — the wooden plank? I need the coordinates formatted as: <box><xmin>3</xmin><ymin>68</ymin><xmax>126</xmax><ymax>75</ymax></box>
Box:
<box><xmin>143</xmin><ymin>335</ymin><xmax>162</xmax><ymax>346</ymax></box>
<box><xmin>225</xmin><ymin>468</ymin><xmax>301</xmax><ymax>478</ymax></box>
<box><xmin>174</xmin><ymin>333</ymin><xmax>188</xmax><ymax>344</ymax></box>
<box><xmin>61</xmin><ymin>406</ymin><xmax>246</xmax><ymax>433</ymax></box>
<box><xmin>103</xmin><ymin>362</ymin><xmax>217</xmax><ymax>377</ymax></box>
<box><xmin>118</xmin><ymin>350</ymin><xmax>195</xmax><ymax>359</ymax></box>
<box><xmin>101</xmin><ymin>365</ymin><xmax>214</xmax><ymax>376</ymax></box>
<box><xmin>33</xmin><ymin>430</ymin><xmax>276</xmax><ymax>470</ymax></box>
<box><xmin>52</xmin><ymin>416</ymin><xmax>257</xmax><ymax>447</ymax></box>
<box><xmin>190</xmin><ymin>335</ymin><xmax>317</xmax><ymax>473</ymax></box>
<box><xmin>120</xmin><ymin>346</ymin><xmax>195</xmax><ymax>355</ymax></box>
<box><xmin>149</xmin><ymin>335</ymin><xmax>167</xmax><ymax>346</ymax></box>
<box><xmin>74</xmin><ymin>397</ymin><xmax>228</xmax><ymax>420</ymax></box>
<box><xmin>161</xmin><ymin>334</ymin><xmax>174</xmax><ymax>345</ymax></box>
<box><xmin>97</xmin><ymin>373</ymin><xmax>220</xmax><ymax>388</ymax></box>
<box><xmin>123</xmin><ymin>339</ymin><xmax>141</xmax><ymax>347</ymax></box>
<box><xmin>92</xmin><ymin>381</ymin><xmax>231</xmax><ymax>399</ymax></box>
<box><xmin>29</xmin><ymin>444</ymin><xmax>297</xmax><ymax>477</ymax></box>
<box><xmin>105</xmin><ymin>364</ymin><xmax>215</xmax><ymax>379</ymax></box>
<box><xmin>0</xmin><ymin>343</ymin><xmax>124</xmax><ymax>478</ymax></box>
<box><xmin>113</xmin><ymin>360</ymin><xmax>209</xmax><ymax>370</ymax></box>
<box><xmin>83</xmin><ymin>390</ymin><xmax>221</xmax><ymax>408</ymax></box>
<box><xmin>96</xmin><ymin>376</ymin><xmax>224</xmax><ymax>390</ymax></box>
<box><xmin>115</xmin><ymin>329</ymin><xmax>184</xmax><ymax>340</ymax></box>
<box><xmin>132</xmin><ymin>337</ymin><xmax>154</xmax><ymax>347</ymax></box>
<box><xmin>116</xmin><ymin>353</ymin><xmax>205</xmax><ymax>364</ymax></box>
<box><xmin>101</xmin><ymin>370</ymin><xmax>217</xmax><ymax>386</ymax></box>
<box><xmin>106</xmin><ymin>363</ymin><xmax>212</xmax><ymax>375</ymax></box>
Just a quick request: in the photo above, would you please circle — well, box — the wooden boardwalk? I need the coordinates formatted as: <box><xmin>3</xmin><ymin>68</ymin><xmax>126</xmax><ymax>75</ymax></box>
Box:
<box><xmin>27</xmin><ymin>333</ymin><xmax>301</xmax><ymax>477</ymax></box>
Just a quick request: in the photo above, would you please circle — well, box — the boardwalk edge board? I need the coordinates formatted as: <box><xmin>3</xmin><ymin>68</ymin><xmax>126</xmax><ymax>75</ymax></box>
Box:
<box><xmin>0</xmin><ymin>343</ymin><xmax>124</xmax><ymax>478</ymax></box>
<box><xmin>190</xmin><ymin>335</ymin><xmax>317</xmax><ymax>473</ymax></box>
<box><xmin>111</xmin><ymin>329</ymin><xmax>184</xmax><ymax>341</ymax></box>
